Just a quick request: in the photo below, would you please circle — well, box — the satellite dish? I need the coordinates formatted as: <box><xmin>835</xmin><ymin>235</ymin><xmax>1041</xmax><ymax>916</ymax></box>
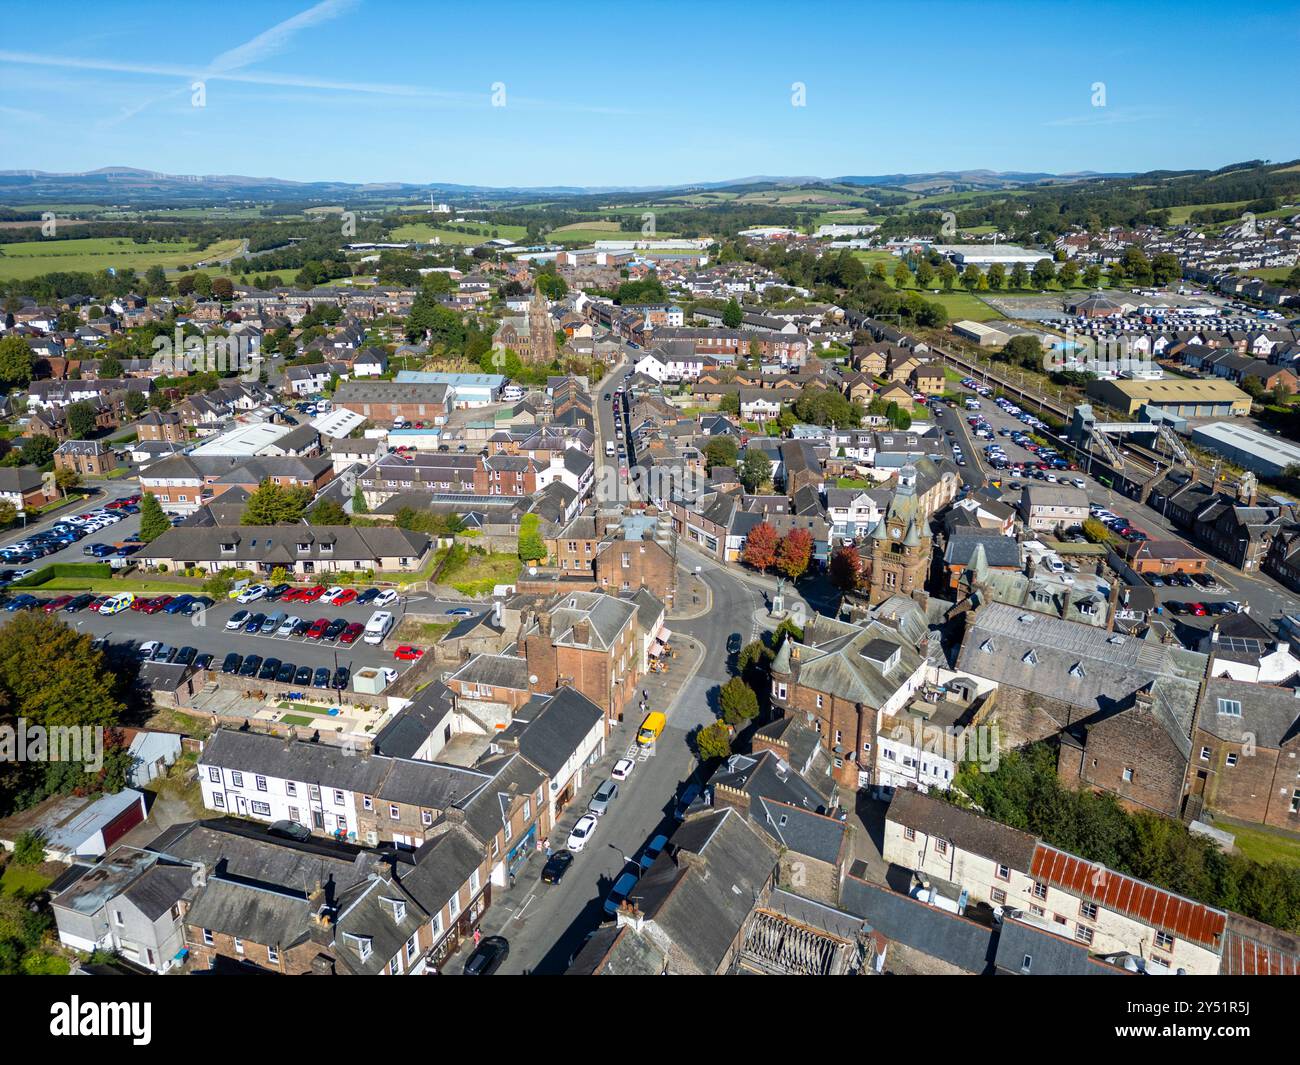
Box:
<box><xmin>529</xmin><ymin>566</ymin><xmax>537</xmax><ymax>576</ymax></box>
<box><xmin>529</xmin><ymin>674</ymin><xmax>538</xmax><ymax>684</ymax></box>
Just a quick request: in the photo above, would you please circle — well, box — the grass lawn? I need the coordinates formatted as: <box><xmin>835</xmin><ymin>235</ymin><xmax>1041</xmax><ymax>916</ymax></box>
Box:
<box><xmin>280</xmin><ymin>713</ymin><xmax>317</xmax><ymax>727</ymax></box>
<box><xmin>1214</xmin><ymin>819</ymin><xmax>1300</xmax><ymax>868</ymax></box>
<box><xmin>836</xmin><ymin>477</ymin><xmax>873</xmax><ymax>489</ymax></box>
<box><xmin>389</xmin><ymin>222</ymin><xmax>527</xmax><ymax>244</ymax></box>
<box><xmin>32</xmin><ymin>577</ymin><xmax>199</xmax><ymax>594</ymax></box>
<box><xmin>0</xmin><ymin>237</ymin><xmax>244</xmax><ymax>281</ymax></box>
<box><xmin>443</xmin><ymin>551</ymin><xmax>521</xmax><ymax>596</ymax></box>
<box><xmin>394</xmin><ymin>618</ymin><xmax>453</xmax><ymax>644</ymax></box>
<box><xmin>1</xmin><ymin>863</ymin><xmax>53</xmax><ymax>897</ymax></box>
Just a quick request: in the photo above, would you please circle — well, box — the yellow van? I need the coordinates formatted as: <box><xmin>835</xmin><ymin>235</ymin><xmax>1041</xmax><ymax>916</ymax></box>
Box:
<box><xmin>636</xmin><ymin>711</ymin><xmax>666</xmax><ymax>746</ymax></box>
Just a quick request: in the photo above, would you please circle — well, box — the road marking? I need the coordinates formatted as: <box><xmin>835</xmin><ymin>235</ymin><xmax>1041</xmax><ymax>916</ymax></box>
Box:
<box><xmin>512</xmin><ymin>893</ymin><xmax>537</xmax><ymax>922</ymax></box>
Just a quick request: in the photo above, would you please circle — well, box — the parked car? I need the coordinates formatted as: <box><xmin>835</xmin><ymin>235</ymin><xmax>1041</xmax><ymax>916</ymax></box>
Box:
<box><xmin>305</xmin><ymin>618</ymin><xmax>329</xmax><ymax>640</ymax></box>
<box><xmin>260</xmin><ymin>612</ymin><xmax>286</xmax><ymax>635</ymax></box>
<box><xmin>603</xmin><ymin>870</ymin><xmax>640</xmax><ymax>917</ymax></box>
<box><xmin>588</xmin><ymin>779</ymin><xmax>619</xmax><ymax>817</ymax></box>
<box><xmin>333</xmin><ymin>588</ymin><xmax>358</xmax><ymax>606</ymax></box>
<box><xmin>312</xmin><ymin>667</ymin><xmax>331</xmax><ymax>688</ymax></box>
<box><xmin>225</xmin><ymin>609</ymin><xmax>250</xmax><ymax>630</ymax></box>
<box><xmin>639</xmin><ymin>833</ymin><xmax>669</xmax><ymax>872</ymax></box>
<box><xmin>462</xmin><ymin>935</ymin><xmax>509</xmax><ymax>976</ymax></box>
<box><xmin>137</xmin><ymin>640</ymin><xmax>161</xmax><ymax>660</ymax></box>
<box><xmin>163</xmin><ymin>594</ymin><xmax>195</xmax><ymax>615</ymax></box>
<box><xmin>611</xmin><ymin>758</ymin><xmax>635</xmax><ymax>781</ymax></box>
<box><xmin>673</xmin><ymin>783</ymin><xmax>702</xmax><ymax>820</ymax></box>
<box><xmin>320</xmin><ymin>586</ymin><xmax>345</xmax><ymax>605</ymax></box>
<box><xmin>339</xmin><ymin>621</ymin><xmax>364</xmax><ymax>645</ymax></box>
<box><xmin>332</xmin><ymin>666</ymin><xmax>350</xmax><ymax>689</ymax></box>
<box><xmin>263</xmin><ymin>584</ymin><xmax>291</xmax><ymax>602</ymax></box>
<box><xmin>393</xmin><ymin>646</ymin><xmax>424</xmax><ymax>661</ymax></box>
<box><xmin>294</xmin><ymin>665</ymin><xmax>313</xmax><ymax>685</ymax></box>
<box><xmin>374</xmin><ymin>589</ymin><xmax>398</xmax><ymax>607</ymax></box>
<box><xmin>64</xmin><ymin>593</ymin><xmax>95</xmax><ymax>613</ymax></box>
<box><xmin>355</xmin><ymin>588</ymin><xmax>380</xmax><ymax>605</ymax></box>
<box><xmin>566</xmin><ymin>813</ymin><xmax>598</xmax><ymax>852</ymax></box>
<box><xmin>44</xmin><ymin>595</ymin><xmax>74</xmax><ymax>613</ymax></box>
<box><xmin>238</xmin><ymin>655</ymin><xmax>263</xmax><ymax>677</ymax></box>
<box><xmin>243</xmin><ymin>612</ymin><xmax>267</xmax><ymax>633</ymax></box>
<box><xmin>323</xmin><ymin>617</ymin><xmax>348</xmax><ymax>641</ymax></box>
<box><xmin>541</xmin><ymin>850</ymin><xmax>574</xmax><ymax>884</ymax></box>
<box><xmin>277</xmin><ymin>615</ymin><xmax>302</xmax><ymax>637</ymax></box>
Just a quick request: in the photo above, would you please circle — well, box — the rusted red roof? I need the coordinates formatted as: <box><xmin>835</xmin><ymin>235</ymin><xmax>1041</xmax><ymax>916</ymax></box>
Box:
<box><xmin>1219</xmin><ymin>914</ymin><xmax>1300</xmax><ymax>975</ymax></box>
<box><xmin>1031</xmin><ymin>845</ymin><xmax>1226</xmax><ymax>949</ymax></box>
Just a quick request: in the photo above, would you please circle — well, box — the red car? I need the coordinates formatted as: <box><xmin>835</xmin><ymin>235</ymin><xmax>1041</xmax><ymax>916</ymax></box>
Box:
<box><xmin>333</xmin><ymin>588</ymin><xmax>358</xmax><ymax>606</ymax></box>
<box><xmin>393</xmin><ymin>646</ymin><xmax>425</xmax><ymax>661</ymax></box>
<box><xmin>305</xmin><ymin>618</ymin><xmax>330</xmax><ymax>640</ymax></box>
<box><xmin>141</xmin><ymin>595</ymin><xmax>173</xmax><ymax>615</ymax></box>
<box><xmin>300</xmin><ymin>585</ymin><xmax>326</xmax><ymax>602</ymax></box>
<box><xmin>44</xmin><ymin>595</ymin><xmax>74</xmax><ymax>613</ymax></box>
<box><xmin>338</xmin><ymin>621</ymin><xmax>365</xmax><ymax>645</ymax></box>
<box><xmin>1189</xmin><ymin>602</ymin><xmax>1208</xmax><ymax>616</ymax></box>
<box><xmin>131</xmin><ymin>596</ymin><xmax>154</xmax><ymax>612</ymax></box>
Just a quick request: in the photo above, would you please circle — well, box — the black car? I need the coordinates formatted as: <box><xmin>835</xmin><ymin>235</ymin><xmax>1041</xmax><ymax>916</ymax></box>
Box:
<box><xmin>194</xmin><ymin>653</ymin><xmax>214</xmax><ymax>671</ymax></box>
<box><xmin>258</xmin><ymin>657</ymin><xmax>282</xmax><ymax>681</ymax></box>
<box><xmin>264</xmin><ymin>583</ymin><xmax>291</xmax><ymax>601</ymax></box>
<box><xmin>221</xmin><ymin>652</ymin><xmax>243</xmax><ymax>674</ymax></box>
<box><xmin>186</xmin><ymin>596</ymin><xmax>215</xmax><ymax>615</ymax></box>
<box><xmin>64</xmin><ymin>593</ymin><xmax>95</xmax><ymax>612</ymax></box>
<box><xmin>294</xmin><ymin>665</ymin><xmax>313</xmax><ymax>685</ymax></box>
<box><xmin>540</xmin><ymin>850</ymin><xmax>573</xmax><ymax>884</ymax></box>
<box><xmin>239</xmin><ymin>654</ymin><xmax>263</xmax><ymax>678</ymax></box>
<box><xmin>463</xmin><ymin>935</ymin><xmax>509</xmax><ymax>976</ymax></box>
<box><xmin>292</xmin><ymin>618</ymin><xmax>313</xmax><ymax>637</ymax></box>
<box><xmin>332</xmin><ymin>666</ymin><xmax>350</xmax><ymax>690</ymax></box>
<box><xmin>276</xmin><ymin>661</ymin><xmax>297</xmax><ymax>684</ymax></box>
<box><xmin>174</xmin><ymin>646</ymin><xmax>198</xmax><ymax>666</ymax></box>
<box><xmin>323</xmin><ymin>617</ymin><xmax>348</xmax><ymax>641</ymax></box>
<box><xmin>355</xmin><ymin>587</ymin><xmax>379</xmax><ymax>605</ymax></box>
<box><xmin>312</xmin><ymin>667</ymin><xmax>331</xmax><ymax>688</ymax></box>
<box><xmin>267</xmin><ymin>819</ymin><xmax>312</xmax><ymax>842</ymax></box>
<box><xmin>726</xmin><ymin>633</ymin><xmax>742</xmax><ymax>654</ymax></box>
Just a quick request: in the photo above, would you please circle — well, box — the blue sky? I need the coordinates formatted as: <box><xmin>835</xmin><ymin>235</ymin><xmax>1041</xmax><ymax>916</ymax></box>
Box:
<box><xmin>1</xmin><ymin>0</ymin><xmax>1297</xmax><ymax>188</ymax></box>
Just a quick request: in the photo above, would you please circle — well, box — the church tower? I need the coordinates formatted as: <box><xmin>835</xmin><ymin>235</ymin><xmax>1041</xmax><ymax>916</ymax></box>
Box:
<box><xmin>865</xmin><ymin>465</ymin><xmax>932</xmax><ymax>606</ymax></box>
<box><xmin>528</xmin><ymin>286</ymin><xmax>557</xmax><ymax>364</ymax></box>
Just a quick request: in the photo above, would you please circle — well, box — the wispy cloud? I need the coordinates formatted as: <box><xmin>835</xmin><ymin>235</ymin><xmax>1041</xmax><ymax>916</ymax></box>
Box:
<box><xmin>1044</xmin><ymin>106</ymin><xmax>1167</xmax><ymax>128</ymax></box>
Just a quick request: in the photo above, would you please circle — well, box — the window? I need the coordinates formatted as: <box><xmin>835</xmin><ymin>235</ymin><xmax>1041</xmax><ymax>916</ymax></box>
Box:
<box><xmin>1029</xmin><ymin>904</ymin><xmax>1045</xmax><ymax>917</ymax></box>
<box><xmin>935</xmin><ymin>839</ymin><xmax>948</xmax><ymax>855</ymax></box>
<box><xmin>470</xmin><ymin>869</ymin><xmax>481</xmax><ymax>894</ymax></box>
<box><xmin>233</xmin><ymin>937</ymin><xmax>244</xmax><ymax>955</ymax></box>
<box><xmin>904</xmin><ymin>827</ymin><xmax>915</xmax><ymax>842</ymax></box>
<box><xmin>202</xmin><ymin>928</ymin><xmax>214</xmax><ymax>946</ymax></box>
<box><xmin>250</xmin><ymin>801</ymin><xmax>271</xmax><ymax>817</ymax></box>
<box><xmin>1154</xmin><ymin>930</ymin><xmax>1175</xmax><ymax>951</ymax></box>
<box><xmin>1122</xmin><ymin>767</ymin><xmax>1134</xmax><ymax>783</ymax></box>
<box><xmin>231</xmin><ymin>771</ymin><xmax>243</xmax><ymax>788</ymax></box>
<box><xmin>1200</xmin><ymin>747</ymin><xmax>1211</xmax><ymax>762</ymax></box>
<box><xmin>286</xmin><ymin>782</ymin><xmax>297</xmax><ymax>797</ymax></box>
<box><xmin>1032</xmin><ymin>881</ymin><xmax>1048</xmax><ymax>900</ymax></box>
<box><xmin>309</xmin><ymin>785</ymin><xmax>321</xmax><ymax>801</ymax></box>
<box><xmin>267</xmin><ymin>944</ymin><xmax>279</xmax><ymax>965</ymax></box>
<box><xmin>208</xmin><ymin>767</ymin><xmax>220</xmax><ymax>783</ymax></box>
<box><xmin>406</xmin><ymin>935</ymin><xmax>418</xmax><ymax>964</ymax></box>
<box><xmin>1217</xmin><ymin>698</ymin><xmax>1243</xmax><ymax>717</ymax></box>
<box><xmin>991</xmin><ymin>887</ymin><xmax>1007</xmax><ymax>905</ymax></box>
<box><xmin>1020</xmin><ymin>954</ymin><xmax>1033</xmax><ymax>974</ymax></box>
<box><xmin>449</xmin><ymin>892</ymin><xmax>461</xmax><ymax>920</ymax></box>
<box><xmin>1292</xmin><ymin>790</ymin><xmax>1300</xmax><ymax>814</ymax></box>
<box><xmin>1226</xmin><ymin>753</ymin><xmax>1238</xmax><ymax>768</ymax></box>
<box><xmin>288</xmin><ymin>806</ymin><xmax>300</xmax><ymax>823</ymax></box>
<box><xmin>995</xmin><ymin>864</ymin><xmax>1010</xmax><ymax>881</ymax></box>
<box><xmin>114</xmin><ymin>910</ymin><xmax>124</xmax><ymax>927</ymax></box>
<box><xmin>212</xmin><ymin>793</ymin><xmax>225</xmax><ymax>809</ymax></box>
<box><xmin>1080</xmin><ymin>901</ymin><xmax>1098</xmax><ymax>921</ymax></box>
<box><xmin>389</xmin><ymin>804</ymin><xmax>400</xmax><ymax>821</ymax></box>
<box><xmin>363</xmin><ymin>795</ymin><xmax>373</xmax><ymax>811</ymax></box>
<box><xmin>421</xmin><ymin>810</ymin><xmax>433</xmax><ymax>827</ymax></box>
<box><xmin>333</xmin><ymin>790</ymin><xmax>345</xmax><ymax>806</ymax></box>
<box><xmin>1075</xmin><ymin>925</ymin><xmax>1094</xmax><ymax>945</ymax></box>
<box><xmin>816</xmin><ymin>694</ymin><xmax>823</xmax><ymax>709</ymax></box>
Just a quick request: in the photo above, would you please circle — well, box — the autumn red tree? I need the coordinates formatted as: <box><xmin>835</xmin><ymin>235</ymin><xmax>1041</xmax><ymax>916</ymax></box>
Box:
<box><xmin>777</xmin><ymin>528</ymin><xmax>813</xmax><ymax>581</ymax></box>
<box><xmin>742</xmin><ymin>521</ymin><xmax>778</xmax><ymax>574</ymax></box>
<box><xmin>829</xmin><ymin>544</ymin><xmax>862</xmax><ymax>592</ymax></box>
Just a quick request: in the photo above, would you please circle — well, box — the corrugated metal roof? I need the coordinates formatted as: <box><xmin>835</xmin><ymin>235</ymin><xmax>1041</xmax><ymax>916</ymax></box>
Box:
<box><xmin>1031</xmin><ymin>845</ymin><xmax>1226</xmax><ymax>949</ymax></box>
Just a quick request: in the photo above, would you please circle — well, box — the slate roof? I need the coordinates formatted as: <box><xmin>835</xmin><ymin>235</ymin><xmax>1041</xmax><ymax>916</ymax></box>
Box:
<box><xmin>886</xmin><ymin>789</ymin><xmax>1038</xmax><ymax>869</ymax></box>
<box><xmin>994</xmin><ymin>916</ymin><xmax>1129</xmax><ymax>975</ymax></box>
<box><xmin>838</xmin><ymin>875</ymin><xmax>994</xmax><ymax>973</ymax></box>
<box><xmin>1198</xmin><ymin>677</ymin><xmax>1300</xmax><ymax>748</ymax></box>
<box><xmin>184</xmin><ymin>877</ymin><xmax>314</xmax><ymax>949</ymax></box>
<box><xmin>771</xmin><ymin>614</ymin><xmax>923</xmax><ymax>711</ymax></box>
<box><xmin>372</xmin><ymin>681</ymin><xmax>456</xmax><ymax>759</ymax></box>
<box><xmin>500</xmin><ymin>687</ymin><xmax>605</xmax><ymax>777</ymax></box>
<box><xmin>447</xmin><ymin>653</ymin><xmax>530</xmax><ymax>692</ymax></box>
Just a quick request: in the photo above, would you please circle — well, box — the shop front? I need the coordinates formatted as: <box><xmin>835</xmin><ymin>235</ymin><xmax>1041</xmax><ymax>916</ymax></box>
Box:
<box><xmin>426</xmin><ymin>886</ymin><xmax>491</xmax><ymax>972</ymax></box>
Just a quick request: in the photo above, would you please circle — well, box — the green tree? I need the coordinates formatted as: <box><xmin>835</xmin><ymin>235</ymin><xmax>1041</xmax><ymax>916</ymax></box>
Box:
<box><xmin>0</xmin><ymin>499</ymin><xmax>15</xmax><ymax>526</ymax></box>
<box><xmin>137</xmin><ymin>492</ymin><xmax>171</xmax><ymax>542</ymax></box>
<box><xmin>914</xmin><ymin>260</ymin><xmax>935</xmax><ymax>289</ymax></box>
<box><xmin>718</xmin><ymin>676</ymin><xmax>759</xmax><ymax>727</ymax></box>
<box><xmin>125</xmin><ymin>389</ymin><xmax>148</xmax><ymax>416</ymax></box>
<box><xmin>308</xmin><ymin>497</ymin><xmax>349</xmax><ymax>526</ymax></box>
<box><xmin>66</xmin><ymin>400</ymin><xmax>98</xmax><ymax>439</ymax></box>
<box><xmin>893</xmin><ymin>260</ymin><xmax>913</xmax><ymax>289</ymax></box>
<box><xmin>738</xmin><ymin>449</ymin><xmax>772</xmax><ymax>493</ymax></box>
<box><xmin>19</xmin><ymin>436</ymin><xmax>55</xmax><ymax>468</ymax></box>
<box><xmin>695</xmin><ymin>721</ymin><xmax>732</xmax><ymax>761</ymax></box>
<box><xmin>0</xmin><ymin>612</ymin><xmax>124</xmax><ymax>729</ymax></box>
<box><xmin>939</xmin><ymin>261</ymin><xmax>958</xmax><ymax>291</ymax></box>
<box><xmin>11</xmin><ymin>831</ymin><xmax>46</xmax><ymax>866</ymax></box>
<box><xmin>98</xmin><ymin>355</ymin><xmax>124</xmax><ymax>379</ymax></box>
<box><xmin>352</xmin><ymin>483</ymin><xmax>369</xmax><ymax>514</ymax></box>
<box><xmin>1083</xmin><ymin>263</ymin><xmax>1103</xmax><ymax>289</ymax></box>
<box><xmin>722</xmin><ymin>298</ymin><xmax>743</xmax><ymax>329</ymax></box>
<box><xmin>1009</xmin><ymin>262</ymin><xmax>1029</xmax><ymax>290</ymax></box>
<box><xmin>987</xmin><ymin>262</ymin><xmax>1006</xmax><ymax>290</ymax></box>
<box><xmin>1031</xmin><ymin>258</ymin><xmax>1057</xmax><ymax>289</ymax></box>
<box><xmin>518</xmin><ymin>512</ymin><xmax>546</xmax><ymax>563</ymax></box>
<box><xmin>0</xmin><ymin>335</ymin><xmax>35</xmax><ymax>389</ymax></box>
<box><xmin>704</xmin><ymin>435</ymin><xmax>739</xmax><ymax>471</ymax></box>
<box><xmin>53</xmin><ymin>467</ymin><xmax>81</xmax><ymax>493</ymax></box>
<box><xmin>961</xmin><ymin>264</ymin><xmax>982</xmax><ymax>292</ymax></box>
<box><xmin>242</xmin><ymin>480</ymin><xmax>313</xmax><ymax>525</ymax></box>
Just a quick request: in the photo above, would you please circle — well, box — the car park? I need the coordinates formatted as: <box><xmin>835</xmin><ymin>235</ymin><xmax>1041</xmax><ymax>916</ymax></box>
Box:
<box><xmin>323</xmin><ymin>618</ymin><xmax>348</xmax><ymax>641</ymax></box>
<box><xmin>258</xmin><ymin>658</ymin><xmax>282</xmax><ymax>681</ymax></box>
<box><xmin>305</xmin><ymin>618</ymin><xmax>329</xmax><ymax>640</ymax></box>
<box><xmin>174</xmin><ymin>646</ymin><xmax>197</xmax><ymax>666</ymax></box>
<box><xmin>294</xmin><ymin>665</ymin><xmax>313</xmax><ymax>685</ymax></box>
<box><xmin>162</xmin><ymin>595</ymin><xmax>195</xmax><ymax>615</ymax></box>
<box><xmin>237</xmin><ymin>584</ymin><xmax>268</xmax><ymax>604</ymax></box>
<box><xmin>194</xmin><ymin>653</ymin><xmax>214</xmax><ymax>672</ymax></box>
<box><xmin>355</xmin><ymin>588</ymin><xmax>379</xmax><ymax>605</ymax></box>
<box><xmin>373</xmin><ymin>589</ymin><xmax>398</xmax><ymax>608</ymax></box>
<box><xmin>243</xmin><ymin>612</ymin><xmax>266</xmax><ymax>633</ymax></box>
<box><xmin>278</xmin><ymin>615</ymin><xmax>302</xmax><ymax>637</ymax></box>
<box><xmin>261</xmin><ymin>612</ymin><xmax>285</xmax><ymax>635</ymax></box>
<box><xmin>339</xmin><ymin>622</ymin><xmax>364</xmax><ymax>645</ymax></box>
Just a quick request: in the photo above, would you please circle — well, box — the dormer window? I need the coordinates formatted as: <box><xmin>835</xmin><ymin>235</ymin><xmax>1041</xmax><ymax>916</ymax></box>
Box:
<box><xmin>980</xmin><ymin>640</ymin><xmax>995</xmax><ymax>654</ymax></box>
<box><xmin>220</xmin><ymin>541</ymin><xmax>236</xmax><ymax>553</ymax></box>
<box><xmin>1023</xmin><ymin>649</ymin><xmax>1038</xmax><ymax>665</ymax></box>
<box><xmin>1069</xmin><ymin>662</ymin><xmax>1085</xmax><ymax>678</ymax></box>
<box><xmin>380</xmin><ymin>897</ymin><xmax>406</xmax><ymax>923</ymax></box>
<box><xmin>343</xmin><ymin>933</ymin><xmax>372</xmax><ymax>960</ymax></box>
<box><xmin>297</xmin><ymin>542</ymin><xmax>311</xmax><ymax>552</ymax></box>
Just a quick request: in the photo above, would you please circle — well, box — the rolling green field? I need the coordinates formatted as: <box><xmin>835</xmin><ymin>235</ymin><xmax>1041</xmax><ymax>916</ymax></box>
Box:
<box><xmin>0</xmin><ymin>236</ymin><xmax>244</xmax><ymax>280</ymax></box>
<box><xmin>390</xmin><ymin>222</ymin><xmax>527</xmax><ymax>244</ymax></box>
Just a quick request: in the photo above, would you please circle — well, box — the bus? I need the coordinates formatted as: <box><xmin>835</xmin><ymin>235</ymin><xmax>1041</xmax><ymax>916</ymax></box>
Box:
<box><xmin>363</xmin><ymin>610</ymin><xmax>395</xmax><ymax>645</ymax></box>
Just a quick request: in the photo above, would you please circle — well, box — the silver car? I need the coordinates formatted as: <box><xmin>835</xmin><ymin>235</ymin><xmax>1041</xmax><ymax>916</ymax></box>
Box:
<box><xmin>587</xmin><ymin>779</ymin><xmax>619</xmax><ymax>817</ymax></box>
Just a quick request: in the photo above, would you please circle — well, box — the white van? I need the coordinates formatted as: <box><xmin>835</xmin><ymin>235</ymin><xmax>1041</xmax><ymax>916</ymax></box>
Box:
<box><xmin>363</xmin><ymin>610</ymin><xmax>395</xmax><ymax>645</ymax></box>
<box><xmin>605</xmin><ymin>441</ymin><xmax>616</xmax><ymax>457</ymax></box>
